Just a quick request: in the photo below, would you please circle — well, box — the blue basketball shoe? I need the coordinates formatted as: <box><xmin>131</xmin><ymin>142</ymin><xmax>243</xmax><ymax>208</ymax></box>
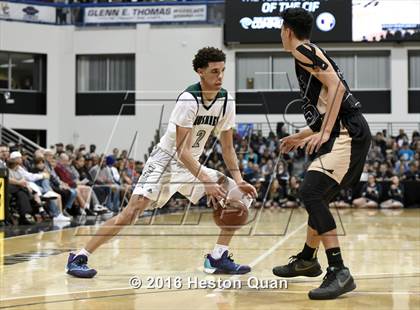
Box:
<box><xmin>204</xmin><ymin>251</ymin><xmax>251</xmax><ymax>275</ymax></box>
<box><xmin>66</xmin><ymin>253</ymin><xmax>97</xmax><ymax>278</ymax></box>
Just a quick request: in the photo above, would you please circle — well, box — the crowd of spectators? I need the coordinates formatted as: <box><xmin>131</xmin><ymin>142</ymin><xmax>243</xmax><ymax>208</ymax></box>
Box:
<box><xmin>198</xmin><ymin>126</ymin><xmax>420</xmax><ymax>210</ymax></box>
<box><xmin>1</xmin><ymin>126</ymin><xmax>419</xmax><ymax>226</ymax></box>
<box><xmin>1</xmin><ymin>143</ymin><xmax>143</xmax><ymax>225</ymax></box>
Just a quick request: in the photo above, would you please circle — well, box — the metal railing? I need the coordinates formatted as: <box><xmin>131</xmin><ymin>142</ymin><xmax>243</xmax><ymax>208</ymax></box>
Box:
<box><xmin>0</xmin><ymin>126</ymin><xmax>43</xmax><ymax>159</ymax></box>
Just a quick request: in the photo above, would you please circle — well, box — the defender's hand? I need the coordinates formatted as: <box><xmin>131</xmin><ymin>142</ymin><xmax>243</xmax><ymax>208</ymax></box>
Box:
<box><xmin>302</xmin><ymin>132</ymin><xmax>330</xmax><ymax>155</ymax></box>
<box><xmin>280</xmin><ymin>135</ymin><xmax>303</xmax><ymax>154</ymax></box>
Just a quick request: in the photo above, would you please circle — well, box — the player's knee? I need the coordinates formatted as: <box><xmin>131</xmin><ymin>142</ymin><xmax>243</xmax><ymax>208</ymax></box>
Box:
<box><xmin>308</xmin><ymin>212</ymin><xmax>337</xmax><ymax>235</ymax></box>
<box><xmin>300</xmin><ymin>183</ymin><xmax>322</xmax><ymax>212</ymax></box>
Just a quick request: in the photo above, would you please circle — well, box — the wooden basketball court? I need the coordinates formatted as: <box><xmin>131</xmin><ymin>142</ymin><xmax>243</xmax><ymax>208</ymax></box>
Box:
<box><xmin>1</xmin><ymin>207</ymin><xmax>419</xmax><ymax>309</ymax></box>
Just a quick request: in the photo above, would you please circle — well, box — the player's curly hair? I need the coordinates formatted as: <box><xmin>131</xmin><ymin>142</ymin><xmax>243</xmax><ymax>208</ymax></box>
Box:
<box><xmin>193</xmin><ymin>47</ymin><xmax>226</xmax><ymax>72</ymax></box>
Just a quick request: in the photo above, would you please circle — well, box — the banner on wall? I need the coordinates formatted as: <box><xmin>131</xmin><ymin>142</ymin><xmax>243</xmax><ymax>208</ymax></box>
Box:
<box><xmin>84</xmin><ymin>5</ymin><xmax>207</xmax><ymax>24</ymax></box>
<box><xmin>225</xmin><ymin>0</ymin><xmax>352</xmax><ymax>44</ymax></box>
<box><xmin>0</xmin><ymin>1</ymin><xmax>56</xmax><ymax>24</ymax></box>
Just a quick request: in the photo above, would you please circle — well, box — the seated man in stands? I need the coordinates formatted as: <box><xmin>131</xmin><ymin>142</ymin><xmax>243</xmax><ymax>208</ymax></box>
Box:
<box><xmin>7</xmin><ymin>157</ymin><xmax>38</xmax><ymax>224</ymax></box>
<box><xmin>31</xmin><ymin>156</ymin><xmax>71</xmax><ymax>222</ymax></box>
<box><xmin>70</xmin><ymin>154</ymin><xmax>108</xmax><ymax>214</ymax></box>
<box><xmin>55</xmin><ymin>153</ymin><xmax>90</xmax><ymax>215</ymax></box>
<box><xmin>89</xmin><ymin>156</ymin><xmax>121</xmax><ymax>213</ymax></box>
<box><xmin>10</xmin><ymin>151</ymin><xmax>48</xmax><ymax>209</ymax></box>
<box><xmin>44</xmin><ymin>150</ymin><xmax>78</xmax><ymax>217</ymax></box>
<box><xmin>0</xmin><ymin>144</ymin><xmax>10</xmax><ymax>167</ymax></box>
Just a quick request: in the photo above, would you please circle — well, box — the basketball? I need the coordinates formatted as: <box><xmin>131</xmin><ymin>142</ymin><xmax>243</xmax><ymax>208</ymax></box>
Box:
<box><xmin>213</xmin><ymin>198</ymin><xmax>249</xmax><ymax>230</ymax></box>
<box><xmin>212</xmin><ymin>176</ymin><xmax>253</xmax><ymax>230</ymax></box>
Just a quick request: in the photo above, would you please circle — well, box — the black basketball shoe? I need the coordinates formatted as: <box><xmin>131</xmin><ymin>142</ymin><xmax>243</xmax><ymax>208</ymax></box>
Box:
<box><xmin>308</xmin><ymin>266</ymin><xmax>356</xmax><ymax>300</ymax></box>
<box><xmin>272</xmin><ymin>255</ymin><xmax>323</xmax><ymax>278</ymax></box>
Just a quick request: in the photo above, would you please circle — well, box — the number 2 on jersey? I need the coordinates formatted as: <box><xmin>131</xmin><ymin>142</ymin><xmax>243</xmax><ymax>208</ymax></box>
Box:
<box><xmin>192</xmin><ymin>130</ymin><xmax>206</xmax><ymax>148</ymax></box>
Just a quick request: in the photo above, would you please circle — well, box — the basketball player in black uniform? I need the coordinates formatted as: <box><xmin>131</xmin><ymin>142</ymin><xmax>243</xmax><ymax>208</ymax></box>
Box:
<box><xmin>272</xmin><ymin>8</ymin><xmax>371</xmax><ymax>300</ymax></box>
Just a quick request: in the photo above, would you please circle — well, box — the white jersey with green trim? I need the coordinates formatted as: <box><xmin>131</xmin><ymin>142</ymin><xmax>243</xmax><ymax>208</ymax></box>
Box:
<box><xmin>157</xmin><ymin>82</ymin><xmax>235</xmax><ymax>161</ymax></box>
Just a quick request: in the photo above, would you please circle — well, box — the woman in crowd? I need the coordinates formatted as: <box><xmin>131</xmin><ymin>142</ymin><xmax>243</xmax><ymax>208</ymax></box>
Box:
<box><xmin>353</xmin><ymin>174</ymin><xmax>382</xmax><ymax>208</ymax></box>
<box><xmin>380</xmin><ymin>176</ymin><xmax>404</xmax><ymax>209</ymax></box>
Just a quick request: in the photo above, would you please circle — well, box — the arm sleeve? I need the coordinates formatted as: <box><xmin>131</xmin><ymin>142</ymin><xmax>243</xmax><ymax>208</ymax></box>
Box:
<box><xmin>170</xmin><ymin>92</ymin><xmax>198</xmax><ymax>128</ymax></box>
<box><xmin>19</xmin><ymin>167</ymin><xmax>43</xmax><ymax>182</ymax></box>
<box><xmin>218</xmin><ymin>94</ymin><xmax>236</xmax><ymax>132</ymax></box>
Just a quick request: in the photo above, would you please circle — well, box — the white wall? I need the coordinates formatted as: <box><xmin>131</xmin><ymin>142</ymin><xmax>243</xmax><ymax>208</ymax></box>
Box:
<box><xmin>0</xmin><ymin>20</ymin><xmax>419</xmax><ymax>159</ymax></box>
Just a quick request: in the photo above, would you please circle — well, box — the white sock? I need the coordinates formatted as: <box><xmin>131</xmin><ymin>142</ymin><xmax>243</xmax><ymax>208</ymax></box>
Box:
<box><xmin>75</xmin><ymin>248</ymin><xmax>91</xmax><ymax>258</ymax></box>
<box><xmin>211</xmin><ymin>244</ymin><xmax>229</xmax><ymax>260</ymax></box>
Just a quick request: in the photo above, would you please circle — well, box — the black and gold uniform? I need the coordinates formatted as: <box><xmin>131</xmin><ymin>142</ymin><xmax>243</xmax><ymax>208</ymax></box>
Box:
<box><xmin>295</xmin><ymin>43</ymin><xmax>372</xmax><ymax>234</ymax></box>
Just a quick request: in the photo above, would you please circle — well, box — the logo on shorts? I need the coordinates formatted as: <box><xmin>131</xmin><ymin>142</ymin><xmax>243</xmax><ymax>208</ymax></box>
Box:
<box><xmin>147</xmin><ymin>188</ymin><xmax>153</xmax><ymax>193</ymax></box>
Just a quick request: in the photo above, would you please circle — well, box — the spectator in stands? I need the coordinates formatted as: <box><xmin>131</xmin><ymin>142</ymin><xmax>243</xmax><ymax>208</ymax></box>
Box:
<box><xmin>360</xmin><ymin>163</ymin><xmax>370</xmax><ymax>182</ymax></box>
<box><xmin>353</xmin><ymin>174</ymin><xmax>382</xmax><ymax>208</ymax></box>
<box><xmin>398</xmin><ymin>142</ymin><xmax>415</xmax><ymax>162</ymax></box>
<box><xmin>411</xmin><ymin>131</ymin><xmax>419</xmax><ymax>147</ymax></box>
<box><xmin>380</xmin><ymin>176</ymin><xmax>404</xmax><ymax>209</ymax></box>
<box><xmin>0</xmin><ymin>144</ymin><xmax>9</xmax><ymax>167</ymax></box>
<box><xmin>21</xmin><ymin>151</ymin><xmax>32</xmax><ymax>171</ymax></box>
<box><xmin>89</xmin><ymin>156</ymin><xmax>120</xmax><ymax>213</ymax></box>
<box><xmin>44</xmin><ymin>151</ymin><xmax>77</xmax><ymax>215</ymax></box>
<box><xmin>112</xmin><ymin>148</ymin><xmax>119</xmax><ymax>159</ymax></box>
<box><xmin>244</xmin><ymin>148</ymin><xmax>259</xmax><ymax>165</ymax></box>
<box><xmin>89</xmin><ymin>144</ymin><xmax>97</xmax><ymax>156</ymax></box>
<box><xmin>55</xmin><ymin>153</ymin><xmax>86</xmax><ymax>215</ymax></box>
<box><xmin>125</xmin><ymin>158</ymin><xmax>140</xmax><ymax>184</ymax></box>
<box><xmin>374</xmin><ymin>131</ymin><xmax>387</xmax><ymax>158</ymax></box>
<box><xmin>276</xmin><ymin>160</ymin><xmax>290</xmax><ymax>187</ymax></box>
<box><xmin>282</xmin><ymin>176</ymin><xmax>301</xmax><ymax>208</ymax></box>
<box><xmin>7</xmin><ymin>158</ymin><xmax>38</xmax><ymax>224</ymax></box>
<box><xmin>367</xmin><ymin>144</ymin><xmax>384</xmax><ymax>163</ymax></box>
<box><xmin>261</xmin><ymin>159</ymin><xmax>274</xmax><ymax>180</ymax></box>
<box><xmin>394</xmin><ymin>156</ymin><xmax>409</xmax><ymax>177</ymax></box>
<box><xmin>78</xmin><ymin>144</ymin><xmax>87</xmax><ymax>156</ymax></box>
<box><xmin>396</xmin><ymin>129</ymin><xmax>409</xmax><ymax>147</ymax></box>
<box><xmin>376</xmin><ymin>162</ymin><xmax>393</xmax><ymax>181</ymax></box>
<box><xmin>329</xmin><ymin>188</ymin><xmax>353</xmax><ymax>208</ymax></box>
<box><xmin>55</xmin><ymin>143</ymin><xmax>65</xmax><ymax>155</ymax></box>
<box><xmin>11</xmin><ymin>151</ymin><xmax>49</xmax><ymax>202</ymax></box>
<box><xmin>260</xmin><ymin>148</ymin><xmax>272</xmax><ymax>165</ymax></box>
<box><xmin>105</xmin><ymin>155</ymin><xmax>123</xmax><ymax>211</ymax></box>
<box><xmin>32</xmin><ymin>157</ymin><xmax>71</xmax><ymax>222</ymax></box>
<box><xmin>208</xmin><ymin>151</ymin><xmax>222</xmax><ymax>170</ymax></box>
<box><xmin>404</xmin><ymin>162</ymin><xmax>420</xmax><ymax>181</ymax></box>
<box><xmin>265</xmin><ymin>179</ymin><xmax>285</xmax><ymax>208</ymax></box>
<box><xmin>253</xmin><ymin>177</ymin><xmax>266</xmax><ymax>208</ymax></box>
<box><xmin>71</xmin><ymin>155</ymin><xmax>109</xmax><ymax>214</ymax></box>
<box><xmin>65</xmin><ymin>144</ymin><xmax>75</xmax><ymax>156</ymax></box>
<box><xmin>115</xmin><ymin>158</ymin><xmax>133</xmax><ymax>199</ymax></box>
<box><xmin>120</xmin><ymin>149</ymin><xmax>128</xmax><ymax>159</ymax></box>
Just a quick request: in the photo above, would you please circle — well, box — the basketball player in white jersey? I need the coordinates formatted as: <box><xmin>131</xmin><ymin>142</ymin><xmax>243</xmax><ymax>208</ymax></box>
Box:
<box><xmin>66</xmin><ymin>47</ymin><xmax>257</xmax><ymax>278</ymax></box>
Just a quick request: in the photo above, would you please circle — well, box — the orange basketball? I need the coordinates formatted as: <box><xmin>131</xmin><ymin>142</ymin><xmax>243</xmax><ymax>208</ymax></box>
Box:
<box><xmin>213</xmin><ymin>199</ymin><xmax>249</xmax><ymax>230</ymax></box>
